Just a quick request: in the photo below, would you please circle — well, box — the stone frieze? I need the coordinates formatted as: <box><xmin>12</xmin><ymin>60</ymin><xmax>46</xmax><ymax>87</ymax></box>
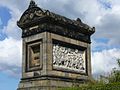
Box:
<box><xmin>53</xmin><ymin>44</ymin><xmax>86</xmax><ymax>73</ymax></box>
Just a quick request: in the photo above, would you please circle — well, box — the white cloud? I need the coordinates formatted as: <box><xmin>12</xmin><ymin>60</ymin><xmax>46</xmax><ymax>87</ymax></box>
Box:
<box><xmin>0</xmin><ymin>0</ymin><xmax>27</xmax><ymax>40</ymax></box>
<box><xmin>3</xmin><ymin>14</ymin><xmax>22</xmax><ymax>40</ymax></box>
<box><xmin>0</xmin><ymin>0</ymin><xmax>37</xmax><ymax>77</ymax></box>
<box><xmin>0</xmin><ymin>0</ymin><xmax>120</xmax><ymax>78</ymax></box>
<box><xmin>0</xmin><ymin>37</ymin><xmax>22</xmax><ymax>77</ymax></box>
<box><xmin>95</xmin><ymin>13</ymin><xmax>120</xmax><ymax>47</ymax></box>
<box><xmin>0</xmin><ymin>0</ymin><xmax>23</xmax><ymax>77</ymax></box>
<box><xmin>92</xmin><ymin>48</ymin><xmax>120</xmax><ymax>78</ymax></box>
<box><xmin>0</xmin><ymin>37</ymin><xmax>22</xmax><ymax>66</ymax></box>
<box><xmin>37</xmin><ymin>0</ymin><xmax>103</xmax><ymax>25</ymax></box>
<box><xmin>93</xmin><ymin>1</ymin><xmax>120</xmax><ymax>47</ymax></box>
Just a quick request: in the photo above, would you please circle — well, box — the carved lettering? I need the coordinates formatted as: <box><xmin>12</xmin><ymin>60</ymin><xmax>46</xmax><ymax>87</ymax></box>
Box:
<box><xmin>29</xmin><ymin>44</ymin><xmax>40</xmax><ymax>67</ymax></box>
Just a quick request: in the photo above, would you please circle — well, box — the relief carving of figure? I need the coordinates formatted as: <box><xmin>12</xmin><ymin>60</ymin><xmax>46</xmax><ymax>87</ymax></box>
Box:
<box><xmin>53</xmin><ymin>44</ymin><xmax>86</xmax><ymax>72</ymax></box>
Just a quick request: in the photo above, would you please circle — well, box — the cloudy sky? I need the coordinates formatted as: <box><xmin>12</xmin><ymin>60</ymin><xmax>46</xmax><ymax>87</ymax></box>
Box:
<box><xmin>0</xmin><ymin>0</ymin><xmax>120</xmax><ymax>90</ymax></box>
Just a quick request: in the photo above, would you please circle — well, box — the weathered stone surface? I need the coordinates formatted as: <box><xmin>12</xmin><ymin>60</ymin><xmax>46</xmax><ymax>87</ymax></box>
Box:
<box><xmin>17</xmin><ymin>1</ymin><xmax>95</xmax><ymax>43</ymax></box>
<box><xmin>17</xmin><ymin>0</ymin><xmax>95</xmax><ymax>90</ymax></box>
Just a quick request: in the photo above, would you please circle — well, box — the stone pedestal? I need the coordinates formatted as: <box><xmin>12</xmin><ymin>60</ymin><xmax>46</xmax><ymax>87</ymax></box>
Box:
<box><xmin>17</xmin><ymin>1</ymin><xmax>95</xmax><ymax>90</ymax></box>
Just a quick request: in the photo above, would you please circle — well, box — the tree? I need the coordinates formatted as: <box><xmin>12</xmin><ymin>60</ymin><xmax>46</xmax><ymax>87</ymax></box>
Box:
<box><xmin>108</xmin><ymin>59</ymin><xmax>120</xmax><ymax>83</ymax></box>
<box><xmin>117</xmin><ymin>59</ymin><xmax>120</xmax><ymax>67</ymax></box>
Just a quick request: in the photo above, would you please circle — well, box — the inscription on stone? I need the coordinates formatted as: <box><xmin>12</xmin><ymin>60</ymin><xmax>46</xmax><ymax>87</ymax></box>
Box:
<box><xmin>53</xmin><ymin>44</ymin><xmax>86</xmax><ymax>73</ymax></box>
<box><xmin>29</xmin><ymin>44</ymin><xmax>40</xmax><ymax>67</ymax></box>
<box><xmin>27</xmin><ymin>41</ymin><xmax>41</xmax><ymax>71</ymax></box>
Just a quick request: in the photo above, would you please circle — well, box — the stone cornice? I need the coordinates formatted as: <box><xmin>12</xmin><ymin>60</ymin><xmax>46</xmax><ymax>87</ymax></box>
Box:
<box><xmin>17</xmin><ymin>0</ymin><xmax>95</xmax><ymax>43</ymax></box>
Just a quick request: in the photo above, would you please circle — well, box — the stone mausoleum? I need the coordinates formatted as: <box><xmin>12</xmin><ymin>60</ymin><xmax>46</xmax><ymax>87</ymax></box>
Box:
<box><xmin>17</xmin><ymin>0</ymin><xmax>95</xmax><ymax>90</ymax></box>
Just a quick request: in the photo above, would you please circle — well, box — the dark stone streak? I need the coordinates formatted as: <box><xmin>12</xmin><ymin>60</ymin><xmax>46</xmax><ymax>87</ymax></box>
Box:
<box><xmin>22</xmin><ymin>23</ymin><xmax>91</xmax><ymax>43</ymax></box>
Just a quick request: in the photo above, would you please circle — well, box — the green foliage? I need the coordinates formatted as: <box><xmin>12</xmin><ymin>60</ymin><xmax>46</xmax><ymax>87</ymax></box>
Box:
<box><xmin>60</xmin><ymin>82</ymin><xmax>120</xmax><ymax>90</ymax></box>
<box><xmin>109</xmin><ymin>68</ymin><xmax>120</xmax><ymax>83</ymax></box>
<box><xmin>60</xmin><ymin>59</ymin><xmax>120</xmax><ymax>90</ymax></box>
<box><xmin>108</xmin><ymin>59</ymin><xmax>120</xmax><ymax>83</ymax></box>
<box><xmin>117</xmin><ymin>59</ymin><xmax>120</xmax><ymax>67</ymax></box>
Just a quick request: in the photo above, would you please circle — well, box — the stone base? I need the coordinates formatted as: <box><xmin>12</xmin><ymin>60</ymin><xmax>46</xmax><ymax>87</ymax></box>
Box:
<box><xmin>17</xmin><ymin>76</ymin><xmax>89</xmax><ymax>90</ymax></box>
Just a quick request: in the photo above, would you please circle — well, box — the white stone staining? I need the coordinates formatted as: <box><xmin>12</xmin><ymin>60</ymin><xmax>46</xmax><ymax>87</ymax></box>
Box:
<box><xmin>53</xmin><ymin>44</ymin><xmax>86</xmax><ymax>73</ymax></box>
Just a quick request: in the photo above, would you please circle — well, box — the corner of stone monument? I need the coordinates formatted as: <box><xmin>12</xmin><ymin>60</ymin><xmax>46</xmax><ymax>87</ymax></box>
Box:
<box><xmin>17</xmin><ymin>1</ymin><xmax>95</xmax><ymax>90</ymax></box>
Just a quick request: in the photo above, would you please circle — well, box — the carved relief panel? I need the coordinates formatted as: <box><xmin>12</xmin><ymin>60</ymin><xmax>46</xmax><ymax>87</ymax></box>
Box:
<box><xmin>52</xmin><ymin>40</ymin><xmax>87</xmax><ymax>74</ymax></box>
<box><xmin>26</xmin><ymin>40</ymin><xmax>42</xmax><ymax>71</ymax></box>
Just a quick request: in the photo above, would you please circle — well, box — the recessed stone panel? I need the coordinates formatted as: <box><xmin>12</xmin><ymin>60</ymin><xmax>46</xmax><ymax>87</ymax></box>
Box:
<box><xmin>26</xmin><ymin>40</ymin><xmax>42</xmax><ymax>72</ymax></box>
<box><xmin>52</xmin><ymin>40</ymin><xmax>87</xmax><ymax>74</ymax></box>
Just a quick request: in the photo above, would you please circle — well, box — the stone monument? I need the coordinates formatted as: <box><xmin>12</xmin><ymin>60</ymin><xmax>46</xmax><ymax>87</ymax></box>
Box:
<box><xmin>17</xmin><ymin>0</ymin><xmax>95</xmax><ymax>90</ymax></box>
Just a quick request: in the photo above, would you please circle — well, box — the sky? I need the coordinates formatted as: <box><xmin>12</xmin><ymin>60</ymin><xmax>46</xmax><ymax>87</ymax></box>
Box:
<box><xmin>0</xmin><ymin>0</ymin><xmax>120</xmax><ymax>90</ymax></box>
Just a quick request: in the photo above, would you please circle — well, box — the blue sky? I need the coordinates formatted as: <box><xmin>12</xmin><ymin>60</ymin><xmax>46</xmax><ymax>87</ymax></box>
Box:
<box><xmin>0</xmin><ymin>7</ymin><xmax>11</xmax><ymax>40</ymax></box>
<box><xmin>0</xmin><ymin>72</ymin><xmax>19</xmax><ymax>90</ymax></box>
<box><xmin>0</xmin><ymin>0</ymin><xmax>120</xmax><ymax>90</ymax></box>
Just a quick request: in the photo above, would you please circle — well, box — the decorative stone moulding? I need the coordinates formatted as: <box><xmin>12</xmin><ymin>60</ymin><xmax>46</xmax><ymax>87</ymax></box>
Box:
<box><xmin>17</xmin><ymin>0</ymin><xmax>95</xmax><ymax>43</ymax></box>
